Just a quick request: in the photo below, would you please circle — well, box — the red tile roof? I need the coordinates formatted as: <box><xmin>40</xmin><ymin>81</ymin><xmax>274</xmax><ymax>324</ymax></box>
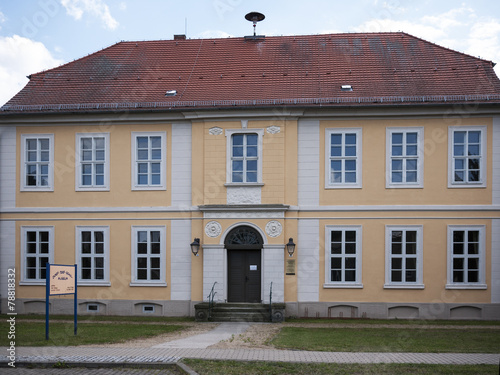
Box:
<box><xmin>3</xmin><ymin>32</ymin><xmax>500</xmax><ymax>113</ymax></box>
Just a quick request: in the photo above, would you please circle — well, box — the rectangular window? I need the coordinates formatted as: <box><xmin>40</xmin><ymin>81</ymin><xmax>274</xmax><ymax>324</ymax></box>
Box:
<box><xmin>132</xmin><ymin>132</ymin><xmax>166</xmax><ymax>190</ymax></box>
<box><xmin>447</xmin><ymin>226</ymin><xmax>486</xmax><ymax>289</ymax></box>
<box><xmin>324</xmin><ymin>226</ymin><xmax>362</xmax><ymax>288</ymax></box>
<box><xmin>76</xmin><ymin>133</ymin><xmax>110</xmax><ymax>190</ymax></box>
<box><xmin>76</xmin><ymin>226</ymin><xmax>109</xmax><ymax>284</ymax></box>
<box><xmin>231</xmin><ymin>134</ymin><xmax>258</xmax><ymax>183</ymax></box>
<box><xmin>131</xmin><ymin>226</ymin><xmax>166</xmax><ymax>286</ymax></box>
<box><xmin>325</xmin><ymin>129</ymin><xmax>362</xmax><ymax>188</ymax></box>
<box><xmin>20</xmin><ymin>134</ymin><xmax>54</xmax><ymax>191</ymax></box>
<box><xmin>385</xmin><ymin>226</ymin><xmax>423</xmax><ymax>289</ymax></box>
<box><xmin>448</xmin><ymin>126</ymin><xmax>486</xmax><ymax>187</ymax></box>
<box><xmin>386</xmin><ymin>128</ymin><xmax>424</xmax><ymax>188</ymax></box>
<box><xmin>225</xmin><ymin>129</ymin><xmax>264</xmax><ymax>184</ymax></box>
<box><xmin>21</xmin><ymin>226</ymin><xmax>54</xmax><ymax>284</ymax></box>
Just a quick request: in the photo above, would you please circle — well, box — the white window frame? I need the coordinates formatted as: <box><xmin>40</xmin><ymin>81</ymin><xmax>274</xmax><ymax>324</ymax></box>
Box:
<box><xmin>448</xmin><ymin>126</ymin><xmax>487</xmax><ymax>188</ymax></box>
<box><xmin>325</xmin><ymin>128</ymin><xmax>362</xmax><ymax>189</ymax></box>
<box><xmin>225</xmin><ymin>129</ymin><xmax>264</xmax><ymax>185</ymax></box>
<box><xmin>130</xmin><ymin>226</ymin><xmax>167</xmax><ymax>286</ymax></box>
<box><xmin>386</xmin><ymin>127</ymin><xmax>424</xmax><ymax>188</ymax></box>
<box><xmin>131</xmin><ymin>132</ymin><xmax>167</xmax><ymax>191</ymax></box>
<box><xmin>75</xmin><ymin>226</ymin><xmax>110</xmax><ymax>286</ymax></box>
<box><xmin>324</xmin><ymin>226</ymin><xmax>363</xmax><ymax>288</ymax></box>
<box><xmin>75</xmin><ymin>133</ymin><xmax>110</xmax><ymax>191</ymax></box>
<box><xmin>20</xmin><ymin>134</ymin><xmax>54</xmax><ymax>191</ymax></box>
<box><xmin>20</xmin><ymin>226</ymin><xmax>54</xmax><ymax>285</ymax></box>
<box><xmin>384</xmin><ymin>226</ymin><xmax>424</xmax><ymax>289</ymax></box>
<box><xmin>446</xmin><ymin>225</ymin><xmax>486</xmax><ymax>289</ymax></box>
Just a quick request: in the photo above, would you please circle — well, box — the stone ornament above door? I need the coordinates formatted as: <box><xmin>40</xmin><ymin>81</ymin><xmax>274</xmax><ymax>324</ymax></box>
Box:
<box><xmin>205</xmin><ymin>221</ymin><xmax>222</xmax><ymax>238</ymax></box>
<box><xmin>265</xmin><ymin>220</ymin><xmax>282</xmax><ymax>237</ymax></box>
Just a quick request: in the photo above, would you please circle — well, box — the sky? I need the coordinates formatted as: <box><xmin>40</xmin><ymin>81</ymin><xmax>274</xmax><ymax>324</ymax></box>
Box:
<box><xmin>1</xmin><ymin>0</ymin><xmax>500</xmax><ymax>106</ymax></box>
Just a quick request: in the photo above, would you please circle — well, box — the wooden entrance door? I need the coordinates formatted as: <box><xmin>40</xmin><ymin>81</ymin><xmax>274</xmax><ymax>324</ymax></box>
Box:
<box><xmin>227</xmin><ymin>250</ymin><xmax>261</xmax><ymax>303</ymax></box>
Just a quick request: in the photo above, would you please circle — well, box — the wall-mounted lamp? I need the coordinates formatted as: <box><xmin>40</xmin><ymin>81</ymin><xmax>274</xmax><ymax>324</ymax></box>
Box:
<box><xmin>190</xmin><ymin>238</ymin><xmax>201</xmax><ymax>256</ymax></box>
<box><xmin>286</xmin><ymin>238</ymin><xmax>296</xmax><ymax>257</ymax></box>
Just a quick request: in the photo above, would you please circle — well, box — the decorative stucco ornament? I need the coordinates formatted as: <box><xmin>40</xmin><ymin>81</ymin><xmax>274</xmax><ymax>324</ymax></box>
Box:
<box><xmin>266</xmin><ymin>125</ymin><xmax>281</xmax><ymax>134</ymax></box>
<box><xmin>265</xmin><ymin>220</ymin><xmax>282</xmax><ymax>237</ymax></box>
<box><xmin>209</xmin><ymin>127</ymin><xmax>223</xmax><ymax>135</ymax></box>
<box><xmin>205</xmin><ymin>221</ymin><xmax>222</xmax><ymax>238</ymax></box>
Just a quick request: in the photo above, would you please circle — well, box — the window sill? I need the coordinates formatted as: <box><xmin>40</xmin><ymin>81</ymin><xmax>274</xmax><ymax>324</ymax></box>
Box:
<box><xmin>225</xmin><ymin>183</ymin><xmax>264</xmax><ymax>187</ymax></box>
<box><xmin>19</xmin><ymin>281</ymin><xmax>46</xmax><ymax>286</ymax></box>
<box><xmin>76</xmin><ymin>187</ymin><xmax>110</xmax><ymax>192</ymax></box>
<box><xmin>78</xmin><ymin>281</ymin><xmax>111</xmax><ymax>286</ymax></box>
<box><xmin>447</xmin><ymin>183</ymin><xmax>486</xmax><ymax>189</ymax></box>
<box><xmin>384</xmin><ymin>284</ymin><xmax>425</xmax><ymax>289</ymax></box>
<box><xmin>445</xmin><ymin>283</ymin><xmax>487</xmax><ymax>290</ymax></box>
<box><xmin>129</xmin><ymin>282</ymin><xmax>167</xmax><ymax>287</ymax></box>
<box><xmin>323</xmin><ymin>283</ymin><xmax>363</xmax><ymax>289</ymax></box>
<box><xmin>386</xmin><ymin>184</ymin><xmax>423</xmax><ymax>189</ymax></box>
<box><xmin>131</xmin><ymin>186</ymin><xmax>167</xmax><ymax>191</ymax></box>
<box><xmin>20</xmin><ymin>187</ymin><xmax>54</xmax><ymax>192</ymax></box>
<box><xmin>325</xmin><ymin>185</ymin><xmax>362</xmax><ymax>190</ymax></box>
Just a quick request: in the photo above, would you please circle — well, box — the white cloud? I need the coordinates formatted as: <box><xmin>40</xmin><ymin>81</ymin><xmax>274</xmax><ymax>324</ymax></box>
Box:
<box><xmin>197</xmin><ymin>30</ymin><xmax>233</xmax><ymax>39</ymax></box>
<box><xmin>60</xmin><ymin>0</ymin><xmax>118</xmax><ymax>30</ymax></box>
<box><xmin>0</xmin><ymin>11</ymin><xmax>6</xmax><ymax>26</ymax></box>
<box><xmin>354</xmin><ymin>5</ymin><xmax>500</xmax><ymax>76</ymax></box>
<box><xmin>0</xmin><ymin>35</ymin><xmax>64</xmax><ymax>106</ymax></box>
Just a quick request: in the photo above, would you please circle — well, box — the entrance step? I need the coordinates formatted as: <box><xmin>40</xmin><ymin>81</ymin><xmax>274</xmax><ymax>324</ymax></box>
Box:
<box><xmin>210</xmin><ymin>303</ymin><xmax>270</xmax><ymax>322</ymax></box>
<box><xmin>194</xmin><ymin>302</ymin><xmax>286</xmax><ymax>323</ymax></box>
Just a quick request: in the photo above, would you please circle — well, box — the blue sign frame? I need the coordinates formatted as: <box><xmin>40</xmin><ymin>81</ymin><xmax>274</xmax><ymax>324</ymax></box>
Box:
<box><xmin>45</xmin><ymin>263</ymin><xmax>77</xmax><ymax>340</ymax></box>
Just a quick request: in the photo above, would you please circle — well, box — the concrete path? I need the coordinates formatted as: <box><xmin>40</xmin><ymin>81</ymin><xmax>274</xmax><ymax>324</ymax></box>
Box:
<box><xmin>152</xmin><ymin>322</ymin><xmax>252</xmax><ymax>349</ymax></box>
<box><xmin>1</xmin><ymin>322</ymin><xmax>499</xmax><ymax>366</ymax></box>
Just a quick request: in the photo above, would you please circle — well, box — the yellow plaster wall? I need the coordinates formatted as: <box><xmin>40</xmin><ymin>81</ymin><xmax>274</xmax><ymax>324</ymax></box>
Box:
<box><xmin>16</xmin><ymin>219</ymin><xmax>172</xmax><ymax>301</ymax></box>
<box><xmin>16</xmin><ymin>123</ymin><xmax>172</xmax><ymax>208</ymax></box>
<box><xmin>319</xmin><ymin>118</ymin><xmax>493</xmax><ymax>206</ymax></box>
<box><xmin>200</xmin><ymin>119</ymin><xmax>293</xmax><ymax>205</ymax></box>
<box><xmin>317</xmin><ymin>218</ymin><xmax>491</xmax><ymax>304</ymax></box>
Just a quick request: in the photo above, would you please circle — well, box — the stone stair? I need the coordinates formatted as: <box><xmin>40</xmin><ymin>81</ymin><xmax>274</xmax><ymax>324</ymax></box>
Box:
<box><xmin>209</xmin><ymin>303</ymin><xmax>271</xmax><ymax>322</ymax></box>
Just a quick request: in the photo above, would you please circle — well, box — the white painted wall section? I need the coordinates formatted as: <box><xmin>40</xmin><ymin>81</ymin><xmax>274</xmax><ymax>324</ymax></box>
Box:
<box><xmin>0</xmin><ymin>126</ymin><xmax>16</xmax><ymax>210</ymax></box>
<box><xmin>297</xmin><ymin>219</ymin><xmax>320</xmax><ymax>302</ymax></box>
<box><xmin>262</xmin><ymin>245</ymin><xmax>285</xmax><ymax>303</ymax></box>
<box><xmin>170</xmin><ymin>220</ymin><xmax>192</xmax><ymax>300</ymax></box>
<box><xmin>0</xmin><ymin>221</ymin><xmax>15</xmax><ymax>312</ymax></box>
<box><xmin>492</xmin><ymin>219</ymin><xmax>500</xmax><ymax>303</ymax></box>
<box><xmin>298</xmin><ymin>119</ymin><xmax>320</xmax><ymax>207</ymax></box>
<box><xmin>202</xmin><ymin>245</ymin><xmax>225</xmax><ymax>303</ymax></box>
<box><xmin>171</xmin><ymin>122</ymin><xmax>192</xmax><ymax>209</ymax></box>
<box><xmin>493</xmin><ymin>117</ymin><xmax>500</xmax><ymax>205</ymax></box>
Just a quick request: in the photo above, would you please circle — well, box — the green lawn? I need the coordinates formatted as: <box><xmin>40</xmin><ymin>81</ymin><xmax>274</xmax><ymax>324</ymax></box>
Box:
<box><xmin>183</xmin><ymin>360</ymin><xmax>499</xmax><ymax>375</ymax></box>
<box><xmin>0</xmin><ymin>320</ymin><xmax>184</xmax><ymax>346</ymax></box>
<box><xmin>270</xmin><ymin>327</ymin><xmax>500</xmax><ymax>353</ymax></box>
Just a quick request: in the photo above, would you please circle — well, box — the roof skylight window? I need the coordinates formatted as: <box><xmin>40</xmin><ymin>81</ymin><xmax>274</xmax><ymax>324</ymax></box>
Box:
<box><xmin>341</xmin><ymin>85</ymin><xmax>353</xmax><ymax>92</ymax></box>
<box><xmin>165</xmin><ymin>90</ymin><xmax>177</xmax><ymax>96</ymax></box>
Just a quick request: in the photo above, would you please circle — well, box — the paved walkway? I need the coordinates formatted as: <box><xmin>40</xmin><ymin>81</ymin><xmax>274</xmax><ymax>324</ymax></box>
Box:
<box><xmin>1</xmin><ymin>322</ymin><xmax>499</xmax><ymax>366</ymax></box>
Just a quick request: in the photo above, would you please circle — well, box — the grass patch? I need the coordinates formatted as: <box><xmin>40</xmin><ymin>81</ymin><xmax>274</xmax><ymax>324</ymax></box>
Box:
<box><xmin>270</xmin><ymin>327</ymin><xmax>500</xmax><ymax>353</ymax></box>
<box><xmin>0</xmin><ymin>321</ymin><xmax>184</xmax><ymax>346</ymax></box>
<box><xmin>286</xmin><ymin>318</ymin><xmax>500</xmax><ymax>326</ymax></box>
<box><xmin>183</xmin><ymin>359</ymin><xmax>499</xmax><ymax>375</ymax></box>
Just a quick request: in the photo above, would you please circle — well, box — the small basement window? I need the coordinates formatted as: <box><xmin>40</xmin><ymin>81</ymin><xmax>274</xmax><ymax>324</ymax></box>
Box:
<box><xmin>87</xmin><ymin>304</ymin><xmax>99</xmax><ymax>312</ymax></box>
<box><xmin>341</xmin><ymin>85</ymin><xmax>353</xmax><ymax>92</ymax></box>
<box><xmin>143</xmin><ymin>305</ymin><xmax>155</xmax><ymax>313</ymax></box>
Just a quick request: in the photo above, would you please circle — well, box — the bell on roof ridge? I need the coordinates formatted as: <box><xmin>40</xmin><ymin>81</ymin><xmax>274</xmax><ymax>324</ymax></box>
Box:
<box><xmin>245</xmin><ymin>12</ymin><xmax>265</xmax><ymax>40</ymax></box>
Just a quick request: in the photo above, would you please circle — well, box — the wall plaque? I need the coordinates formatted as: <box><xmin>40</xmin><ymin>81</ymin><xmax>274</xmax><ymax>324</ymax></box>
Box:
<box><xmin>286</xmin><ymin>259</ymin><xmax>296</xmax><ymax>275</ymax></box>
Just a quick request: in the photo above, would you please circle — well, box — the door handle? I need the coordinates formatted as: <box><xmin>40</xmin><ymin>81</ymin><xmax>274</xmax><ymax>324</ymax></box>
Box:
<box><xmin>245</xmin><ymin>276</ymin><xmax>249</xmax><ymax>282</ymax></box>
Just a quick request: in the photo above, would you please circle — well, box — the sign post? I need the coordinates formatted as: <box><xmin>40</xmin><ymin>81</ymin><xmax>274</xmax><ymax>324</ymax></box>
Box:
<box><xmin>46</xmin><ymin>264</ymin><xmax>77</xmax><ymax>340</ymax></box>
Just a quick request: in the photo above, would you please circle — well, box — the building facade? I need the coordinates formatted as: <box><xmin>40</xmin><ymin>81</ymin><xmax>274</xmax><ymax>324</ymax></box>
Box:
<box><xmin>1</xmin><ymin>32</ymin><xmax>499</xmax><ymax>319</ymax></box>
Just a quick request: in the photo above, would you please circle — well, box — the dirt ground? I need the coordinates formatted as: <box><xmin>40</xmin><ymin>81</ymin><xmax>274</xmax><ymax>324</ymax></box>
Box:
<box><xmin>85</xmin><ymin>321</ymin><xmax>500</xmax><ymax>349</ymax></box>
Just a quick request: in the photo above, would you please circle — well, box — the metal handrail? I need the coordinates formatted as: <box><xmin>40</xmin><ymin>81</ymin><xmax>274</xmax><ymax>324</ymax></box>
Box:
<box><xmin>207</xmin><ymin>281</ymin><xmax>217</xmax><ymax>319</ymax></box>
<box><xmin>269</xmin><ymin>282</ymin><xmax>273</xmax><ymax>321</ymax></box>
